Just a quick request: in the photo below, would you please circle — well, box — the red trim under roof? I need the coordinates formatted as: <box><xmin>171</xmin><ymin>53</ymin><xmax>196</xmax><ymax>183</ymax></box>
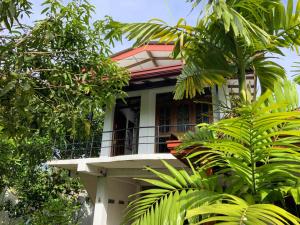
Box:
<box><xmin>112</xmin><ymin>44</ymin><xmax>174</xmax><ymax>61</ymax></box>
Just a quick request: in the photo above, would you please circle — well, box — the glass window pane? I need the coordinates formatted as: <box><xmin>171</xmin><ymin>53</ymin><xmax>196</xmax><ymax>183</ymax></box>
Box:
<box><xmin>196</xmin><ymin>104</ymin><xmax>209</xmax><ymax>124</ymax></box>
<box><xmin>159</xmin><ymin>107</ymin><xmax>170</xmax><ymax>132</ymax></box>
<box><xmin>177</xmin><ymin>104</ymin><xmax>189</xmax><ymax>132</ymax></box>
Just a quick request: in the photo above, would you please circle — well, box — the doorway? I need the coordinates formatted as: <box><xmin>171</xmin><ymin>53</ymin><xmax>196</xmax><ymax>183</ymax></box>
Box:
<box><xmin>112</xmin><ymin>97</ymin><xmax>141</xmax><ymax>156</ymax></box>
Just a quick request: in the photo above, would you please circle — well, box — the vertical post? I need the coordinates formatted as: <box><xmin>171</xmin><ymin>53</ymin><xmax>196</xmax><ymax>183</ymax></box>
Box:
<box><xmin>138</xmin><ymin>91</ymin><xmax>156</xmax><ymax>154</ymax></box>
<box><xmin>71</xmin><ymin>138</ymin><xmax>75</xmax><ymax>159</ymax></box>
<box><xmin>93</xmin><ymin>177</ymin><xmax>108</xmax><ymax>225</ymax></box>
<box><xmin>90</xmin><ymin>133</ymin><xmax>94</xmax><ymax>157</ymax></box>
<box><xmin>101</xmin><ymin>104</ymin><xmax>115</xmax><ymax>157</ymax></box>
<box><xmin>211</xmin><ymin>85</ymin><xmax>220</xmax><ymax>122</ymax></box>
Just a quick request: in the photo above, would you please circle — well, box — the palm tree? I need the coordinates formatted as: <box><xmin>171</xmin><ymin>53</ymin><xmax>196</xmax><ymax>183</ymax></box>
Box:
<box><xmin>123</xmin><ymin>0</ymin><xmax>300</xmax><ymax>102</ymax></box>
<box><xmin>123</xmin><ymin>81</ymin><xmax>300</xmax><ymax>225</ymax></box>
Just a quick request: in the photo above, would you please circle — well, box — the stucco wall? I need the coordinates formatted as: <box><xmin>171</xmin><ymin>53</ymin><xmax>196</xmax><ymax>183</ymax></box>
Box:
<box><xmin>106</xmin><ymin>178</ymin><xmax>139</xmax><ymax>225</ymax></box>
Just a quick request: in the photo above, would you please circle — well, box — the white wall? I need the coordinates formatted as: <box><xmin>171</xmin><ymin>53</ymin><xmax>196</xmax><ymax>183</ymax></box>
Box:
<box><xmin>107</xmin><ymin>178</ymin><xmax>139</xmax><ymax>225</ymax></box>
<box><xmin>101</xmin><ymin>105</ymin><xmax>115</xmax><ymax>157</ymax></box>
<box><xmin>211</xmin><ymin>85</ymin><xmax>230</xmax><ymax>121</ymax></box>
<box><xmin>92</xmin><ymin>177</ymin><xmax>139</xmax><ymax>225</ymax></box>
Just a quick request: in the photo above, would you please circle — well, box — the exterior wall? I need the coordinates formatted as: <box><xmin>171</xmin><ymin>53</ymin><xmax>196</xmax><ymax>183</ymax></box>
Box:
<box><xmin>101</xmin><ymin>85</ymin><xmax>228</xmax><ymax>156</ymax></box>
<box><xmin>218</xmin><ymin>84</ymin><xmax>230</xmax><ymax>119</ymax></box>
<box><xmin>107</xmin><ymin>178</ymin><xmax>139</xmax><ymax>225</ymax></box>
<box><xmin>101</xmin><ymin>105</ymin><xmax>115</xmax><ymax>157</ymax></box>
<box><xmin>212</xmin><ymin>84</ymin><xmax>229</xmax><ymax>121</ymax></box>
<box><xmin>92</xmin><ymin>177</ymin><xmax>139</xmax><ymax>225</ymax></box>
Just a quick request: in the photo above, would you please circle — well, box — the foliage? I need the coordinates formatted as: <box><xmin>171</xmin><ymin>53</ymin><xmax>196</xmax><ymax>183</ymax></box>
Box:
<box><xmin>1</xmin><ymin>168</ymin><xmax>85</xmax><ymax>225</ymax></box>
<box><xmin>122</xmin><ymin>0</ymin><xmax>300</xmax><ymax>101</ymax></box>
<box><xmin>0</xmin><ymin>0</ymin><xmax>129</xmax><ymax>140</ymax></box>
<box><xmin>1</xmin><ymin>0</ymin><xmax>128</xmax><ymax>224</ymax></box>
<box><xmin>0</xmin><ymin>134</ymin><xmax>83</xmax><ymax>224</ymax></box>
<box><xmin>30</xmin><ymin>197</ymin><xmax>81</xmax><ymax>225</ymax></box>
<box><xmin>0</xmin><ymin>0</ymin><xmax>32</xmax><ymax>31</ymax></box>
<box><xmin>123</xmin><ymin>85</ymin><xmax>300</xmax><ymax>224</ymax></box>
<box><xmin>0</xmin><ymin>136</ymin><xmax>51</xmax><ymax>189</ymax></box>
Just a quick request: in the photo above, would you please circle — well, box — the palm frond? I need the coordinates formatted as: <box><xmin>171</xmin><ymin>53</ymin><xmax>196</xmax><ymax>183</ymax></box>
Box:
<box><xmin>174</xmin><ymin>63</ymin><xmax>231</xmax><ymax>99</ymax></box>
<box><xmin>124</xmin><ymin>89</ymin><xmax>300</xmax><ymax>224</ymax></box>
<box><xmin>292</xmin><ymin>62</ymin><xmax>300</xmax><ymax>85</ymax></box>
<box><xmin>252</xmin><ymin>56</ymin><xmax>285</xmax><ymax>93</ymax></box>
<box><xmin>186</xmin><ymin>195</ymin><xmax>300</xmax><ymax>225</ymax></box>
<box><xmin>268</xmin><ymin>0</ymin><xmax>300</xmax><ymax>48</ymax></box>
<box><xmin>122</xmin><ymin>161</ymin><xmax>218</xmax><ymax>225</ymax></box>
<box><xmin>122</xmin><ymin>18</ymin><xmax>193</xmax><ymax>57</ymax></box>
<box><xmin>205</xmin><ymin>0</ymin><xmax>271</xmax><ymax>46</ymax></box>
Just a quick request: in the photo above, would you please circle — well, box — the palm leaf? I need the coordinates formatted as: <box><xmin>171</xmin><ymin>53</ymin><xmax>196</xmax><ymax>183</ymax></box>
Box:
<box><xmin>122</xmin><ymin>161</ymin><xmax>218</xmax><ymax>225</ymax></box>
<box><xmin>186</xmin><ymin>195</ymin><xmax>300</xmax><ymax>225</ymax></box>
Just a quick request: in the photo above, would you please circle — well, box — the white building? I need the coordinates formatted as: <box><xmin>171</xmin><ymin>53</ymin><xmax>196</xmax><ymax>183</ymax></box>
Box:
<box><xmin>48</xmin><ymin>43</ymin><xmax>254</xmax><ymax>225</ymax></box>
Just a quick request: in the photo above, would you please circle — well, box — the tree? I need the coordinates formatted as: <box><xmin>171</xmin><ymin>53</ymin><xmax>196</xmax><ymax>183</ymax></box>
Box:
<box><xmin>122</xmin><ymin>0</ymin><xmax>300</xmax><ymax>102</ymax></box>
<box><xmin>123</xmin><ymin>80</ymin><xmax>300</xmax><ymax>224</ymax></box>
<box><xmin>0</xmin><ymin>0</ymin><xmax>129</xmax><ymax>141</ymax></box>
<box><xmin>0</xmin><ymin>0</ymin><xmax>129</xmax><ymax>223</ymax></box>
<box><xmin>0</xmin><ymin>136</ymin><xmax>51</xmax><ymax>190</ymax></box>
<box><xmin>0</xmin><ymin>0</ymin><xmax>32</xmax><ymax>31</ymax></box>
<box><xmin>1</xmin><ymin>167</ymin><xmax>85</xmax><ymax>225</ymax></box>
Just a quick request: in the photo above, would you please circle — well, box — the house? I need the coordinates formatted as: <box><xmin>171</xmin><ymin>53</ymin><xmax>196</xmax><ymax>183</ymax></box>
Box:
<box><xmin>48</xmin><ymin>43</ymin><xmax>254</xmax><ymax>225</ymax></box>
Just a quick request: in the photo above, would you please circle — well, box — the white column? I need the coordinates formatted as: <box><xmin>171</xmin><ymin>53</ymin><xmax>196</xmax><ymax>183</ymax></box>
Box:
<box><xmin>212</xmin><ymin>85</ymin><xmax>220</xmax><ymax>122</ymax></box>
<box><xmin>138</xmin><ymin>90</ymin><xmax>156</xmax><ymax>154</ymax></box>
<box><xmin>101</xmin><ymin>105</ymin><xmax>115</xmax><ymax>157</ymax></box>
<box><xmin>218</xmin><ymin>84</ymin><xmax>230</xmax><ymax>120</ymax></box>
<box><xmin>93</xmin><ymin>177</ymin><xmax>108</xmax><ymax>225</ymax></box>
<box><xmin>212</xmin><ymin>85</ymin><xmax>230</xmax><ymax>122</ymax></box>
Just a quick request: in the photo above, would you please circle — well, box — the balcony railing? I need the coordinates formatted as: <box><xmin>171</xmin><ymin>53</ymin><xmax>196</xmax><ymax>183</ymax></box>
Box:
<box><xmin>52</xmin><ymin>124</ymin><xmax>196</xmax><ymax>160</ymax></box>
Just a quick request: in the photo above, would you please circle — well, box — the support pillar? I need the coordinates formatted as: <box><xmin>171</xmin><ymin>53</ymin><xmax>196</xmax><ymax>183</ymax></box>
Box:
<box><xmin>93</xmin><ymin>177</ymin><xmax>108</xmax><ymax>225</ymax></box>
<box><xmin>138</xmin><ymin>91</ymin><xmax>156</xmax><ymax>154</ymax></box>
<box><xmin>101</xmin><ymin>104</ymin><xmax>115</xmax><ymax>157</ymax></box>
<box><xmin>212</xmin><ymin>85</ymin><xmax>220</xmax><ymax>122</ymax></box>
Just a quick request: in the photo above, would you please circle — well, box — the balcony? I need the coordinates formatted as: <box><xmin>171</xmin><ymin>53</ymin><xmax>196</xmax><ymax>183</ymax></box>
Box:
<box><xmin>52</xmin><ymin>124</ymin><xmax>196</xmax><ymax>160</ymax></box>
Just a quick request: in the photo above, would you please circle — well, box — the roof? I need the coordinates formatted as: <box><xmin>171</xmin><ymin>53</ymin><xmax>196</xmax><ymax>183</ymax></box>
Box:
<box><xmin>112</xmin><ymin>43</ymin><xmax>255</xmax><ymax>95</ymax></box>
<box><xmin>112</xmin><ymin>43</ymin><xmax>182</xmax><ymax>79</ymax></box>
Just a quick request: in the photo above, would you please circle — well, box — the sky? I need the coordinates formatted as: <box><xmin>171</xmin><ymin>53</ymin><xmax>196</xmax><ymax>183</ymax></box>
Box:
<box><xmin>27</xmin><ymin>0</ymin><xmax>299</xmax><ymax>85</ymax></box>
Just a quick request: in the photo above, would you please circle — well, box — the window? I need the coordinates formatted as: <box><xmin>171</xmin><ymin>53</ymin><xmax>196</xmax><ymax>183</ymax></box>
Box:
<box><xmin>177</xmin><ymin>104</ymin><xmax>189</xmax><ymax>132</ymax></box>
<box><xmin>155</xmin><ymin>91</ymin><xmax>212</xmax><ymax>153</ymax></box>
<box><xmin>159</xmin><ymin>107</ymin><xmax>171</xmax><ymax>133</ymax></box>
<box><xmin>196</xmin><ymin>103</ymin><xmax>209</xmax><ymax>124</ymax></box>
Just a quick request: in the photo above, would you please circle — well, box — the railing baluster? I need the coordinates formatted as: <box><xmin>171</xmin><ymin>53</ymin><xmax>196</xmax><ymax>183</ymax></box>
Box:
<box><xmin>71</xmin><ymin>138</ymin><xmax>75</xmax><ymax>159</ymax></box>
<box><xmin>53</xmin><ymin>124</ymin><xmax>199</xmax><ymax>159</ymax></box>
<box><xmin>90</xmin><ymin>133</ymin><xmax>94</xmax><ymax>157</ymax></box>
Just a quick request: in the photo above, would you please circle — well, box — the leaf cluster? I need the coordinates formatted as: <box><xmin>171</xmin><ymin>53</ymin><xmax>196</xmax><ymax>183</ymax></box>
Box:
<box><xmin>0</xmin><ymin>0</ymin><xmax>129</xmax><ymax>140</ymax></box>
<box><xmin>0</xmin><ymin>0</ymin><xmax>32</xmax><ymax>31</ymax></box>
<box><xmin>1</xmin><ymin>168</ymin><xmax>85</xmax><ymax>224</ymax></box>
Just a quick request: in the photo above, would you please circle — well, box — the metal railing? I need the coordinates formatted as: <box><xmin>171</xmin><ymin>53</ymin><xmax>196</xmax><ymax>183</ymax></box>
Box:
<box><xmin>53</xmin><ymin>124</ymin><xmax>196</xmax><ymax>160</ymax></box>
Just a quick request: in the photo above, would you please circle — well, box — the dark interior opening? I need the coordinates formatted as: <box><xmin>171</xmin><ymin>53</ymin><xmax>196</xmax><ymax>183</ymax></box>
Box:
<box><xmin>112</xmin><ymin>97</ymin><xmax>141</xmax><ymax>156</ymax></box>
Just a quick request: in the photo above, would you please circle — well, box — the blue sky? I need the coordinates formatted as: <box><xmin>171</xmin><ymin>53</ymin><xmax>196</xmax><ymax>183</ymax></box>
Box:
<box><xmin>28</xmin><ymin>0</ymin><xmax>299</xmax><ymax>83</ymax></box>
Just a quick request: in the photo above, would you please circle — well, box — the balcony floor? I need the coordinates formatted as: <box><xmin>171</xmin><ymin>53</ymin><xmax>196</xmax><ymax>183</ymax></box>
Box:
<box><xmin>48</xmin><ymin>153</ymin><xmax>187</xmax><ymax>175</ymax></box>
